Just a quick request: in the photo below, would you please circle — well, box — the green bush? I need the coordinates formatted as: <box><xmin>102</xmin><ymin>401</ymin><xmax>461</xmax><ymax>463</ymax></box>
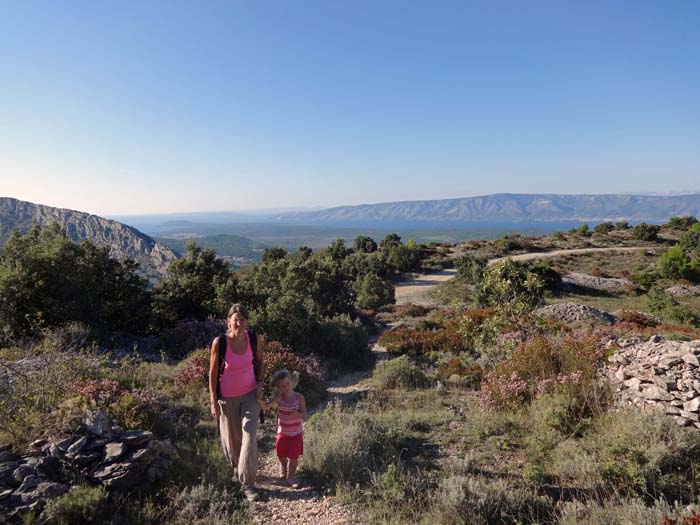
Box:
<box><xmin>667</xmin><ymin>216</ymin><xmax>698</xmax><ymax>230</ymax></box>
<box><xmin>315</xmin><ymin>314</ymin><xmax>371</xmax><ymax>370</ymax></box>
<box><xmin>302</xmin><ymin>401</ymin><xmax>401</xmax><ymax>486</ymax></box>
<box><xmin>594</xmin><ymin>222</ymin><xmax>615</xmax><ymax>234</ymax></box>
<box><xmin>454</xmin><ymin>255</ymin><xmax>488</xmax><ymax>285</ymax></box>
<box><xmin>633</xmin><ymin>223</ymin><xmax>660</xmax><ymax>242</ymax></box>
<box><xmin>42</xmin><ymin>485</ymin><xmax>110</xmax><ymax>524</ymax></box>
<box><xmin>0</xmin><ymin>224</ymin><xmax>150</xmax><ymax>338</ymax></box>
<box><xmin>354</xmin><ymin>272</ymin><xmax>395</xmax><ymax>309</ymax></box>
<box><xmin>657</xmin><ymin>245</ymin><xmax>700</xmax><ymax>283</ymax></box>
<box><xmin>372</xmin><ymin>356</ymin><xmax>430</xmax><ymax>390</ymax></box>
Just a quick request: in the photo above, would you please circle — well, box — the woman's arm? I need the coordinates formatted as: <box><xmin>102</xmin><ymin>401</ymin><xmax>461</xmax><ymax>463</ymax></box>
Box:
<box><xmin>209</xmin><ymin>337</ymin><xmax>221</xmax><ymax>419</ymax></box>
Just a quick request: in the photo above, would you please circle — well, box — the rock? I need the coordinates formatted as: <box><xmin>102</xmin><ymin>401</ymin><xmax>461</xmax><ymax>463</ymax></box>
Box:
<box><xmin>84</xmin><ymin>438</ymin><xmax>108</xmax><ymax>452</ymax></box>
<box><xmin>17</xmin><ymin>475</ymin><xmax>40</xmax><ymax>493</ymax></box>
<box><xmin>148</xmin><ymin>439</ymin><xmax>176</xmax><ymax>458</ymax></box>
<box><xmin>649</xmin><ymin>334</ymin><xmax>663</xmax><ymax>344</ymax></box>
<box><xmin>34</xmin><ymin>456</ymin><xmax>62</xmax><ymax>481</ymax></box>
<box><xmin>92</xmin><ymin>461</ymin><xmax>144</xmax><ymax>490</ymax></box>
<box><xmin>682</xmin><ymin>353</ymin><xmax>700</xmax><ymax>367</ymax></box>
<box><xmin>55</xmin><ymin>436</ymin><xmax>77</xmax><ymax>453</ymax></box>
<box><xmin>681</xmin><ymin>411</ymin><xmax>700</xmax><ymax>422</ymax></box>
<box><xmin>12</xmin><ymin>465</ymin><xmax>35</xmax><ymax>484</ymax></box>
<box><xmin>0</xmin><ymin>488</ymin><xmax>13</xmax><ymax>504</ymax></box>
<box><xmin>104</xmin><ymin>442</ymin><xmax>127</xmax><ymax>463</ymax></box>
<box><xmin>561</xmin><ymin>273</ymin><xmax>633</xmax><ymax>293</ymax></box>
<box><xmin>28</xmin><ymin>439</ymin><xmax>47</xmax><ymax>450</ymax></box>
<box><xmin>665</xmin><ymin>406</ymin><xmax>681</xmax><ymax>415</ymax></box>
<box><xmin>0</xmin><ymin>444</ymin><xmax>11</xmax><ymax>454</ymax></box>
<box><xmin>84</xmin><ymin>410</ymin><xmax>112</xmax><ymax>437</ymax></box>
<box><xmin>0</xmin><ymin>462</ymin><xmax>19</xmax><ymax>488</ymax></box>
<box><xmin>34</xmin><ymin>481</ymin><xmax>69</xmax><ymax>499</ymax></box>
<box><xmin>65</xmin><ymin>436</ymin><xmax>88</xmax><ymax>457</ymax></box>
<box><xmin>683</xmin><ymin>397</ymin><xmax>700</xmax><ymax>412</ymax></box>
<box><xmin>641</xmin><ymin>386</ymin><xmax>674</xmax><ymax>401</ymax></box>
<box><xmin>658</xmin><ymin>357</ymin><xmax>683</xmax><ymax>369</ymax></box>
<box><xmin>534</xmin><ymin>302</ymin><xmax>617</xmax><ymax>324</ymax></box>
<box><xmin>121</xmin><ymin>430</ymin><xmax>153</xmax><ymax>448</ymax></box>
<box><xmin>653</xmin><ymin>375</ymin><xmax>677</xmax><ymax>391</ymax></box>
<box><xmin>0</xmin><ymin>451</ymin><xmax>16</xmax><ymax>463</ymax></box>
<box><xmin>666</xmin><ymin>284</ymin><xmax>700</xmax><ymax>297</ymax></box>
<box><xmin>73</xmin><ymin>451</ymin><xmax>103</xmax><ymax>467</ymax></box>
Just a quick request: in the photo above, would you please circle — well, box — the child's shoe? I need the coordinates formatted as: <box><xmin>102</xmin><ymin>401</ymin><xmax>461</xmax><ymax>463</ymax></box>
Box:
<box><xmin>287</xmin><ymin>476</ymin><xmax>301</xmax><ymax>489</ymax></box>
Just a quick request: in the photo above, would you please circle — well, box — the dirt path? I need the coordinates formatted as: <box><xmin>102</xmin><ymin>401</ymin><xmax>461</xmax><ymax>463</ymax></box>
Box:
<box><xmin>394</xmin><ymin>246</ymin><xmax>648</xmax><ymax>305</ymax></box>
<box><xmin>251</xmin><ymin>338</ymin><xmax>389</xmax><ymax>525</ymax></box>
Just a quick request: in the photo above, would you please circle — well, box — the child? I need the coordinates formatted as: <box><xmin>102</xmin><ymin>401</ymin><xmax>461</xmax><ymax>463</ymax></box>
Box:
<box><xmin>258</xmin><ymin>369</ymin><xmax>307</xmax><ymax>488</ymax></box>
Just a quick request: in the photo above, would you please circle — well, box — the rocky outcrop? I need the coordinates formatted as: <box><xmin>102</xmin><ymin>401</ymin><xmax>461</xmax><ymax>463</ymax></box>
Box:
<box><xmin>0</xmin><ymin>197</ymin><xmax>177</xmax><ymax>281</ymax></box>
<box><xmin>561</xmin><ymin>272</ymin><xmax>634</xmax><ymax>293</ymax></box>
<box><xmin>605</xmin><ymin>336</ymin><xmax>700</xmax><ymax>429</ymax></box>
<box><xmin>0</xmin><ymin>410</ymin><xmax>174</xmax><ymax>520</ymax></box>
<box><xmin>666</xmin><ymin>284</ymin><xmax>700</xmax><ymax>298</ymax></box>
<box><xmin>534</xmin><ymin>302</ymin><xmax>618</xmax><ymax>324</ymax></box>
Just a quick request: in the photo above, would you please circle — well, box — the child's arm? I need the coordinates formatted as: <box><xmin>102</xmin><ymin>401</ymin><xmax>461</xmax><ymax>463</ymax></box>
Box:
<box><xmin>290</xmin><ymin>393</ymin><xmax>308</xmax><ymax>420</ymax></box>
<box><xmin>257</xmin><ymin>393</ymin><xmax>280</xmax><ymax>412</ymax></box>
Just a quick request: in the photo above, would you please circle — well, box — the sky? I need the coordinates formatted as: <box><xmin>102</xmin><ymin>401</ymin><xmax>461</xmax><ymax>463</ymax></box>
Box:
<box><xmin>1</xmin><ymin>0</ymin><xmax>699</xmax><ymax>216</ymax></box>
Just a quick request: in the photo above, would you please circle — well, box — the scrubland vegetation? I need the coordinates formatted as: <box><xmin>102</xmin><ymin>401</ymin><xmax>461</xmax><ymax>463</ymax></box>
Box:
<box><xmin>3</xmin><ymin>217</ymin><xmax>700</xmax><ymax>523</ymax></box>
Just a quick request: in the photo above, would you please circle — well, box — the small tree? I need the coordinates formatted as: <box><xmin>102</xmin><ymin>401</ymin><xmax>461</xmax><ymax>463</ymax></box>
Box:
<box><xmin>477</xmin><ymin>259</ymin><xmax>544</xmax><ymax>332</ymax></box>
<box><xmin>633</xmin><ymin>223</ymin><xmax>660</xmax><ymax>242</ymax></box>
<box><xmin>668</xmin><ymin>216</ymin><xmax>698</xmax><ymax>230</ymax></box>
<box><xmin>151</xmin><ymin>241</ymin><xmax>235</xmax><ymax>326</ymax></box>
<box><xmin>615</xmin><ymin>221</ymin><xmax>630</xmax><ymax>230</ymax></box>
<box><xmin>353</xmin><ymin>236</ymin><xmax>377</xmax><ymax>253</ymax></box>
<box><xmin>576</xmin><ymin>223</ymin><xmax>592</xmax><ymax>237</ymax></box>
<box><xmin>354</xmin><ymin>273</ymin><xmax>395</xmax><ymax>309</ymax></box>
<box><xmin>594</xmin><ymin>222</ymin><xmax>614</xmax><ymax>234</ymax></box>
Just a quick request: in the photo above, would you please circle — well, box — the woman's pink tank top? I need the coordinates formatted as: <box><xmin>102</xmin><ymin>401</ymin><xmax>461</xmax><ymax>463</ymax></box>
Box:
<box><xmin>219</xmin><ymin>332</ymin><xmax>257</xmax><ymax>398</ymax></box>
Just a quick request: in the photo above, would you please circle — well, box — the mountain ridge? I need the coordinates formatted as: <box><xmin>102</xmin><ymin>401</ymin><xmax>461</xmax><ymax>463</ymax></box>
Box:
<box><xmin>0</xmin><ymin>197</ymin><xmax>177</xmax><ymax>280</ymax></box>
<box><xmin>278</xmin><ymin>193</ymin><xmax>700</xmax><ymax>224</ymax></box>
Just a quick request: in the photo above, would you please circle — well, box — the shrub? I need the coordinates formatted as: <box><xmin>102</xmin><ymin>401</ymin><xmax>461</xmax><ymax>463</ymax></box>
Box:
<box><xmin>437</xmin><ymin>357</ymin><xmax>483</xmax><ymax>387</ymax></box>
<box><xmin>633</xmin><ymin>223</ymin><xmax>660</xmax><ymax>242</ymax></box>
<box><xmin>372</xmin><ymin>355</ymin><xmax>430</xmax><ymax>390</ymax></box>
<box><xmin>657</xmin><ymin>245</ymin><xmax>700</xmax><ymax>283</ymax></box>
<box><xmin>594</xmin><ymin>222</ymin><xmax>615</xmax><ymax>234</ymax></box>
<box><xmin>454</xmin><ymin>255</ymin><xmax>488</xmax><ymax>285</ymax></box>
<box><xmin>434</xmin><ymin>474</ymin><xmax>554</xmax><ymax>525</ymax></box>
<box><xmin>668</xmin><ymin>216</ymin><xmax>698</xmax><ymax>230</ymax></box>
<box><xmin>173</xmin><ymin>350</ymin><xmax>210</xmax><ymax>391</ymax></box>
<box><xmin>615</xmin><ymin>221</ymin><xmax>630</xmax><ymax>230</ymax></box>
<box><xmin>577</xmin><ymin>223</ymin><xmax>592</xmax><ymax>237</ymax></box>
<box><xmin>528</xmin><ymin>261</ymin><xmax>562</xmax><ymax>290</ymax></box>
<box><xmin>647</xmin><ymin>286</ymin><xmax>700</xmax><ymax>326</ymax></box>
<box><xmin>164</xmin><ymin>483</ymin><xmax>245</xmax><ymax>525</ymax></box>
<box><xmin>302</xmin><ymin>401</ymin><xmax>401</xmax><ymax>486</ymax></box>
<box><xmin>314</xmin><ymin>314</ymin><xmax>371</xmax><ymax>370</ymax></box>
<box><xmin>614</xmin><ymin>310</ymin><xmax>658</xmax><ymax>327</ymax></box>
<box><xmin>41</xmin><ymin>485</ymin><xmax>110</xmax><ymax>524</ymax></box>
<box><xmin>559</xmin><ymin>498</ymin><xmax>683</xmax><ymax>525</ymax></box>
<box><xmin>478</xmin><ymin>333</ymin><xmax>606</xmax><ymax>411</ymax></box>
<box><xmin>354</xmin><ymin>273</ymin><xmax>395</xmax><ymax>309</ymax></box>
<box><xmin>378</xmin><ymin>326</ymin><xmax>468</xmax><ymax>358</ymax></box>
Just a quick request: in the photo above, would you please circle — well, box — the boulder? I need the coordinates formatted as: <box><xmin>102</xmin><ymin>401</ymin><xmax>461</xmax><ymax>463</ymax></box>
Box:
<box><xmin>12</xmin><ymin>465</ymin><xmax>35</xmax><ymax>484</ymax></box>
<box><xmin>121</xmin><ymin>430</ymin><xmax>153</xmax><ymax>448</ymax></box>
<box><xmin>84</xmin><ymin>410</ymin><xmax>112</xmax><ymax>437</ymax></box>
<box><xmin>683</xmin><ymin>397</ymin><xmax>700</xmax><ymax>412</ymax></box>
<box><xmin>104</xmin><ymin>442</ymin><xmax>127</xmax><ymax>463</ymax></box>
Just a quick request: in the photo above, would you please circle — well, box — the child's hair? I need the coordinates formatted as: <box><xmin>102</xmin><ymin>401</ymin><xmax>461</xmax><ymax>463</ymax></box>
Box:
<box><xmin>271</xmin><ymin>369</ymin><xmax>300</xmax><ymax>389</ymax></box>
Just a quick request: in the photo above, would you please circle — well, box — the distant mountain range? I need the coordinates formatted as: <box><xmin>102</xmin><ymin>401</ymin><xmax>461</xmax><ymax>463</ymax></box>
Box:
<box><xmin>279</xmin><ymin>193</ymin><xmax>700</xmax><ymax>226</ymax></box>
<box><xmin>0</xmin><ymin>197</ymin><xmax>177</xmax><ymax>280</ymax></box>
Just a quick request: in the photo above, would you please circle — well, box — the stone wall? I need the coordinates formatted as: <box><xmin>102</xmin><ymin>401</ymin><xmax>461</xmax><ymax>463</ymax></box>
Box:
<box><xmin>606</xmin><ymin>336</ymin><xmax>700</xmax><ymax>429</ymax></box>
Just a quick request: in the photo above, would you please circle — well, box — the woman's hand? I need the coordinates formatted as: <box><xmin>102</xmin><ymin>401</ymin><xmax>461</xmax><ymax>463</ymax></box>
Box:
<box><xmin>210</xmin><ymin>399</ymin><xmax>220</xmax><ymax>419</ymax></box>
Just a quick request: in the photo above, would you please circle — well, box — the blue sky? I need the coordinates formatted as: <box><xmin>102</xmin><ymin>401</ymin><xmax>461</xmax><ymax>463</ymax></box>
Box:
<box><xmin>1</xmin><ymin>0</ymin><xmax>699</xmax><ymax>215</ymax></box>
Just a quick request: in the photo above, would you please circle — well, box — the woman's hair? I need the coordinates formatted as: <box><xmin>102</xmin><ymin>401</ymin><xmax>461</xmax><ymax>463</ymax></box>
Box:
<box><xmin>227</xmin><ymin>303</ymin><xmax>249</xmax><ymax>320</ymax></box>
<box><xmin>272</xmin><ymin>369</ymin><xmax>300</xmax><ymax>389</ymax></box>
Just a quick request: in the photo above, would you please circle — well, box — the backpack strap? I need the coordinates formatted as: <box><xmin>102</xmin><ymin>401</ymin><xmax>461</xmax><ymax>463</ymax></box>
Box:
<box><xmin>248</xmin><ymin>328</ymin><xmax>261</xmax><ymax>381</ymax></box>
<box><xmin>215</xmin><ymin>333</ymin><xmax>227</xmax><ymax>400</ymax></box>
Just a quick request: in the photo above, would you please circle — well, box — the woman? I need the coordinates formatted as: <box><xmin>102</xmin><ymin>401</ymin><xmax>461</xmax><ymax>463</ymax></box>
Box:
<box><xmin>209</xmin><ymin>303</ymin><xmax>265</xmax><ymax>502</ymax></box>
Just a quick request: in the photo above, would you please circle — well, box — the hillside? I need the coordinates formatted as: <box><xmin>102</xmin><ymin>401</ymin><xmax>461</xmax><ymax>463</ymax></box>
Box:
<box><xmin>281</xmin><ymin>193</ymin><xmax>700</xmax><ymax>225</ymax></box>
<box><xmin>0</xmin><ymin>197</ymin><xmax>177</xmax><ymax>280</ymax></box>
